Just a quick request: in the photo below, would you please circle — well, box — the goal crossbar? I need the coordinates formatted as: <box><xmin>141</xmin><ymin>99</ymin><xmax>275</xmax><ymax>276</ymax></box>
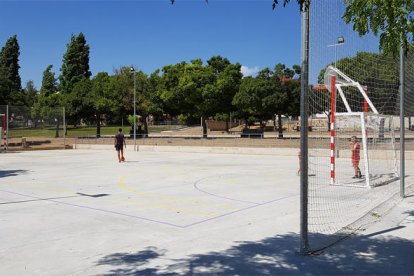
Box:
<box><xmin>324</xmin><ymin>66</ymin><xmax>379</xmax><ymax>114</ymax></box>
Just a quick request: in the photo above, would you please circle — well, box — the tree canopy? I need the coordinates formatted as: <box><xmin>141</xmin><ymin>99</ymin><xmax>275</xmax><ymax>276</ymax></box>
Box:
<box><xmin>343</xmin><ymin>0</ymin><xmax>414</xmax><ymax>56</ymax></box>
<box><xmin>59</xmin><ymin>33</ymin><xmax>91</xmax><ymax>94</ymax></box>
<box><xmin>0</xmin><ymin>35</ymin><xmax>21</xmax><ymax>104</ymax></box>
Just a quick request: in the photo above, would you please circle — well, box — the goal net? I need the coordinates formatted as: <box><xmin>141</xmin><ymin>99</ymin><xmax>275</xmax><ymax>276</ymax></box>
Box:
<box><xmin>333</xmin><ymin>112</ymin><xmax>398</xmax><ymax>188</ymax></box>
<box><xmin>306</xmin><ymin>0</ymin><xmax>407</xmax><ymax>253</ymax></box>
<box><xmin>322</xmin><ymin>66</ymin><xmax>399</xmax><ymax>188</ymax></box>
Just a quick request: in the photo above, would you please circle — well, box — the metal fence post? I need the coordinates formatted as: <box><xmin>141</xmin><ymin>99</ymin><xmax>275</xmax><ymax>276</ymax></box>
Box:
<box><xmin>300</xmin><ymin>3</ymin><xmax>310</xmax><ymax>255</ymax></box>
<box><xmin>6</xmin><ymin>105</ymin><xmax>9</xmax><ymax>150</ymax></box>
<box><xmin>63</xmin><ymin>107</ymin><xmax>66</xmax><ymax>149</ymax></box>
<box><xmin>400</xmin><ymin>45</ymin><xmax>405</xmax><ymax>198</ymax></box>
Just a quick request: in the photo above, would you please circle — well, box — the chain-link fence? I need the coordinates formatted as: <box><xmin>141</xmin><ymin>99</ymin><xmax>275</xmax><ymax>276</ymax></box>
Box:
<box><xmin>302</xmin><ymin>0</ymin><xmax>414</xmax><ymax>253</ymax></box>
<box><xmin>0</xmin><ymin>105</ymin><xmax>67</xmax><ymax>150</ymax></box>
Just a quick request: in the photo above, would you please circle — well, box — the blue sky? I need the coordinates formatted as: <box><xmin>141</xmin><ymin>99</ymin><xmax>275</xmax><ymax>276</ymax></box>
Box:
<box><xmin>0</xmin><ymin>0</ymin><xmax>302</xmax><ymax>89</ymax></box>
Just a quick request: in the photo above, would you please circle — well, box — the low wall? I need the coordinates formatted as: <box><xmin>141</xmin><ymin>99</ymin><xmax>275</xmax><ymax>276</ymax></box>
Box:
<box><xmin>74</xmin><ymin>143</ymin><xmax>299</xmax><ymax>156</ymax></box>
<box><xmin>74</xmin><ymin>143</ymin><xmax>414</xmax><ymax>160</ymax></box>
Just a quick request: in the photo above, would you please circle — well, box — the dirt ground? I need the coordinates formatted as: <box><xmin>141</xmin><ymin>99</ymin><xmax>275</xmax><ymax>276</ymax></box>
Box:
<box><xmin>3</xmin><ymin>127</ymin><xmax>414</xmax><ymax>151</ymax></box>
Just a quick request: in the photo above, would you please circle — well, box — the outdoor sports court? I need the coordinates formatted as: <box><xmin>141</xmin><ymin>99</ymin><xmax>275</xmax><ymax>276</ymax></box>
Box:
<box><xmin>1</xmin><ymin>149</ymin><xmax>413</xmax><ymax>275</ymax></box>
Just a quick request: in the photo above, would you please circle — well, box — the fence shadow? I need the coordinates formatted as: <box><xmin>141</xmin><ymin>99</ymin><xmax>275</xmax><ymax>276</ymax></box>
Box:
<box><xmin>96</xmin><ymin>232</ymin><xmax>414</xmax><ymax>275</ymax></box>
<box><xmin>0</xmin><ymin>170</ymin><xmax>27</xmax><ymax>178</ymax></box>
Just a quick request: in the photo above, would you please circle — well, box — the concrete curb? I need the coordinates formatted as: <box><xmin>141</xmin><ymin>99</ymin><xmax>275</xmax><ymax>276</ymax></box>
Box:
<box><xmin>73</xmin><ymin>144</ymin><xmax>299</xmax><ymax>156</ymax></box>
<box><xmin>73</xmin><ymin>144</ymin><xmax>414</xmax><ymax>159</ymax></box>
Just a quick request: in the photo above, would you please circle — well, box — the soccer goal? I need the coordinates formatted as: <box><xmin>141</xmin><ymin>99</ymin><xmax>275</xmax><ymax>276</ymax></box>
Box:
<box><xmin>325</xmin><ymin>66</ymin><xmax>399</xmax><ymax>188</ymax></box>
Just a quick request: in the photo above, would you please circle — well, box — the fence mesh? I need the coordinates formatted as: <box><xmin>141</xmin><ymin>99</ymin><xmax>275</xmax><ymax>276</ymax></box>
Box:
<box><xmin>0</xmin><ymin>105</ymin><xmax>66</xmax><ymax>150</ymax></box>
<box><xmin>307</xmin><ymin>0</ymin><xmax>413</xmax><ymax>252</ymax></box>
<box><xmin>0</xmin><ymin>105</ymin><xmax>6</xmax><ymax>151</ymax></box>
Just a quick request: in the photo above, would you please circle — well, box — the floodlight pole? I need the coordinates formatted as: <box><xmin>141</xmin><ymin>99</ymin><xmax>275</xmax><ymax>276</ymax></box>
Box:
<box><xmin>6</xmin><ymin>105</ymin><xmax>8</xmax><ymax>150</ymax></box>
<box><xmin>400</xmin><ymin>45</ymin><xmax>405</xmax><ymax>198</ymax></box>
<box><xmin>63</xmin><ymin>107</ymin><xmax>66</xmax><ymax>149</ymax></box>
<box><xmin>131</xmin><ymin>67</ymin><xmax>137</xmax><ymax>151</ymax></box>
<box><xmin>328</xmin><ymin>36</ymin><xmax>344</xmax><ymax>68</ymax></box>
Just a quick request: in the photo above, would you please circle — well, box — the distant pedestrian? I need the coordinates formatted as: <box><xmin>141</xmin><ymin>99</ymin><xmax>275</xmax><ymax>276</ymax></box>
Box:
<box><xmin>350</xmin><ymin>136</ymin><xmax>361</xmax><ymax>178</ymax></box>
<box><xmin>114</xmin><ymin>128</ymin><xmax>126</xmax><ymax>162</ymax></box>
<box><xmin>297</xmin><ymin>149</ymin><xmax>301</xmax><ymax>176</ymax></box>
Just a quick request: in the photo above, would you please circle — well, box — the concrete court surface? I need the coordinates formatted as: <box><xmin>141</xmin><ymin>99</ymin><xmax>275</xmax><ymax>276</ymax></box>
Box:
<box><xmin>0</xmin><ymin>148</ymin><xmax>413</xmax><ymax>275</ymax></box>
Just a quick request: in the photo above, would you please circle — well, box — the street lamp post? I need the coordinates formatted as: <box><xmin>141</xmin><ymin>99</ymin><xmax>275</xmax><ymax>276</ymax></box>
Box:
<box><xmin>328</xmin><ymin>36</ymin><xmax>345</xmax><ymax>68</ymax></box>
<box><xmin>130</xmin><ymin>66</ymin><xmax>137</xmax><ymax>151</ymax></box>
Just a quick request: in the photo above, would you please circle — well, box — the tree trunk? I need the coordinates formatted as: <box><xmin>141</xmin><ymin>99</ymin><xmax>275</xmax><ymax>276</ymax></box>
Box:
<box><xmin>277</xmin><ymin>113</ymin><xmax>283</xmax><ymax>139</ymax></box>
<box><xmin>55</xmin><ymin>121</ymin><xmax>60</xmax><ymax>138</ymax></box>
<box><xmin>143</xmin><ymin>115</ymin><xmax>149</xmax><ymax>138</ymax></box>
<box><xmin>202</xmin><ymin>117</ymin><xmax>208</xmax><ymax>138</ymax></box>
<box><xmin>96</xmin><ymin>114</ymin><xmax>101</xmax><ymax>138</ymax></box>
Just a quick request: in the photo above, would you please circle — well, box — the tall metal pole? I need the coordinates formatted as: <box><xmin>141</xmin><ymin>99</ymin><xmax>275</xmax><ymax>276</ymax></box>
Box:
<box><xmin>6</xmin><ymin>104</ymin><xmax>9</xmax><ymax>150</ymax></box>
<box><xmin>133</xmin><ymin>69</ymin><xmax>137</xmax><ymax>151</ymax></box>
<box><xmin>400</xmin><ymin>45</ymin><xmax>405</xmax><ymax>198</ymax></box>
<box><xmin>63</xmin><ymin>107</ymin><xmax>66</xmax><ymax>149</ymax></box>
<box><xmin>328</xmin><ymin>37</ymin><xmax>344</xmax><ymax>69</ymax></box>
<box><xmin>300</xmin><ymin>3</ymin><xmax>310</xmax><ymax>255</ymax></box>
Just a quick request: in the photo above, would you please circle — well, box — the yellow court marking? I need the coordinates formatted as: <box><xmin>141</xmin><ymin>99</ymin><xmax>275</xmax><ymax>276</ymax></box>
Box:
<box><xmin>108</xmin><ymin>194</ymin><xmax>218</xmax><ymax>217</ymax></box>
<box><xmin>2</xmin><ymin>180</ymin><xmax>76</xmax><ymax>195</ymax></box>
<box><xmin>2</xmin><ymin>179</ymin><xmax>217</xmax><ymax>218</ymax></box>
<box><xmin>119</xmin><ymin>175</ymin><xmax>239</xmax><ymax>211</ymax></box>
<box><xmin>119</xmin><ymin>177</ymin><xmax>217</xmax><ymax>217</ymax></box>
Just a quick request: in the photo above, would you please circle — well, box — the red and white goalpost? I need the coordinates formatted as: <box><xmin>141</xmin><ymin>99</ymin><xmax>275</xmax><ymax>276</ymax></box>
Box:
<box><xmin>330</xmin><ymin>74</ymin><xmax>336</xmax><ymax>185</ymax></box>
<box><xmin>325</xmin><ymin>66</ymin><xmax>398</xmax><ymax>188</ymax></box>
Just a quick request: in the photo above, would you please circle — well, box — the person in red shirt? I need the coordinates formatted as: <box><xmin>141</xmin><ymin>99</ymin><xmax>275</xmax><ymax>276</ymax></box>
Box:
<box><xmin>114</xmin><ymin>128</ymin><xmax>126</xmax><ymax>163</ymax></box>
<box><xmin>350</xmin><ymin>136</ymin><xmax>361</xmax><ymax>178</ymax></box>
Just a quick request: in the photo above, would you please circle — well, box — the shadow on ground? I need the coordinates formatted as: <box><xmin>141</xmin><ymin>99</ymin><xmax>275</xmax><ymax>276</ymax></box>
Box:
<box><xmin>0</xmin><ymin>169</ymin><xmax>27</xmax><ymax>178</ymax></box>
<box><xmin>96</xmin><ymin>231</ymin><xmax>414</xmax><ymax>275</ymax></box>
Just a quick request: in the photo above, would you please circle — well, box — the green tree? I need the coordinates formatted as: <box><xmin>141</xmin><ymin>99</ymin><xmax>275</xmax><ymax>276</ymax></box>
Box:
<box><xmin>8</xmin><ymin>90</ymin><xmax>26</xmax><ymax>106</ymax></box>
<box><xmin>177</xmin><ymin>60</ymin><xmax>211</xmax><ymax>136</ymax></box>
<box><xmin>22</xmin><ymin>80</ymin><xmax>38</xmax><ymax>107</ymax></box>
<box><xmin>108</xmin><ymin>67</ymin><xmax>134</xmax><ymax>125</ymax></box>
<box><xmin>64</xmin><ymin>77</ymin><xmax>93</xmax><ymax>126</ymax></box>
<box><xmin>343</xmin><ymin>0</ymin><xmax>414</xmax><ymax>56</ymax></box>
<box><xmin>0</xmin><ymin>35</ymin><xmax>21</xmax><ymax>104</ymax></box>
<box><xmin>59</xmin><ymin>33</ymin><xmax>91</xmax><ymax>94</ymax></box>
<box><xmin>59</xmin><ymin>33</ymin><xmax>92</xmax><ymax>124</ymax></box>
<box><xmin>160</xmin><ymin>57</ymin><xmax>242</xmax><ymax>137</ymax></box>
<box><xmin>234</xmin><ymin>75</ymin><xmax>277</xmax><ymax>128</ymax></box>
<box><xmin>317</xmin><ymin>52</ymin><xmax>399</xmax><ymax>115</ymax></box>
<box><xmin>40</xmin><ymin>65</ymin><xmax>57</xmax><ymax>96</ymax></box>
<box><xmin>205</xmin><ymin>56</ymin><xmax>243</xmax><ymax>132</ymax></box>
<box><xmin>32</xmin><ymin>65</ymin><xmax>61</xmax><ymax>134</ymax></box>
<box><xmin>125</xmin><ymin>68</ymin><xmax>151</xmax><ymax>136</ymax></box>
<box><xmin>272</xmin><ymin>63</ymin><xmax>301</xmax><ymax>138</ymax></box>
<box><xmin>274</xmin><ymin>0</ymin><xmax>413</xmax><ymax>55</ymax></box>
<box><xmin>233</xmin><ymin>64</ymin><xmax>300</xmax><ymax>138</ymax></box>
<box><xmin>90</xmin><ymin>72</ymin><xmax>114</xmax><ymax>137</ymax></box>
<box><xmin>159</xmin><ymin>62</ymin><xmax>189</xmax><ymax>120</ymax></box>
<box><xmin>0</xmin><ymin>68</ymin><xmax>12</xmax><ymax>105</ymax></box>
<box><xmin>147</xmin><ymin>69</ymin><xmax>166</xmax><ymax>122</ymax></box>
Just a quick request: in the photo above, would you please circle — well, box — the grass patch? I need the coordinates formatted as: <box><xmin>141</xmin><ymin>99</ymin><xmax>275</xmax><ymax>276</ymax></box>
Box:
<box><xmin>8</xmin><ymin>125</ymin><xmax>176</xmax><ymax>138</ymax></box>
